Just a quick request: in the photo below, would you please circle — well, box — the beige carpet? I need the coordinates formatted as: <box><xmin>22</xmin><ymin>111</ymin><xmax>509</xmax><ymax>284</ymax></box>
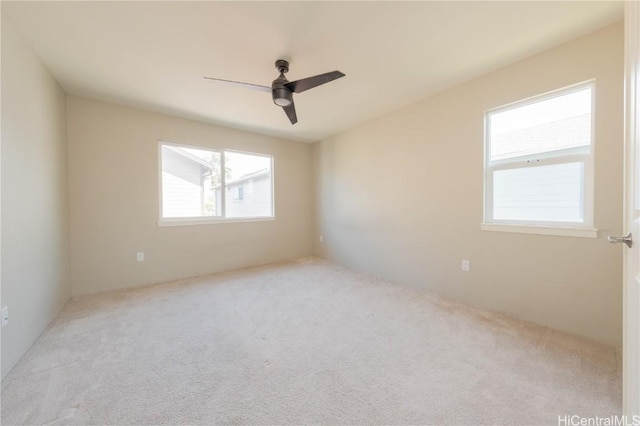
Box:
<box><xmin>1</xmin><ymin>258</ymin><xmax>621</xmax><ymax>425</ymax></box>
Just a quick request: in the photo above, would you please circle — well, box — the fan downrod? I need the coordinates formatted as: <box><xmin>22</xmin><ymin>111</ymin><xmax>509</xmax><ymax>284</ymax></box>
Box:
<box><xmin>275</xmin><ymin>59</ymin><xmax>289</xmax><ymax>75</ymax></box>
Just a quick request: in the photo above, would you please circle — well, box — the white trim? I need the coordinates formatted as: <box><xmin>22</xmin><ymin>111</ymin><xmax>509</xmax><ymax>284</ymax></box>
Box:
<box><xmin>489</xmin><ymin>154</ymin><xmax>589</xmax><ymax>172</ymax></box>
<box><xmin>220</xmin><ymin>148</ymin><xmax>226</xmax><ymax>216</ymax></box>
<box><xmin>488</xmin><ymin>145</ymin><xmax>590</xmax><ymax>168</ymax></box>
<box><xmin>158</xmin><ymin>141</ymin><xmax>163</xmax><ymax>222</ymax></box>
<box><xmin>158</xmin><ymin>217</ymin><xmax>275</xmax><ymax>227</ymax></box>
<box><xmin>481</xmin><ymin>223</ymin><xmax>598</xmax><ymax>238</ymax></box>
<box><xmin>623</xmin><ymin>0</ymin><xmax>640</xmax><ymax>416</ymax></box>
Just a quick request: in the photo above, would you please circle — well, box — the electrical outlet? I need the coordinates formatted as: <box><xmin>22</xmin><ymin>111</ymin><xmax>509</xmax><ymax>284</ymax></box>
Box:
<box><xmin>461</xmin><ymin>260</ymin><xmax>470</xmax><ymax>272</ymax></box>
<box><xmin>319</xmin><ymin>235</ymin><xmax>324</xmax><ymax>243</ymax></box>
<box><xmin>136</xmin><ymin>252</ymin><xmax>145</xmax><ymax>262</ymax></box>
<box><xmin>2</xmin><ymin>306</ymin><xmax>8</xmax><ymax>327</ymax></box>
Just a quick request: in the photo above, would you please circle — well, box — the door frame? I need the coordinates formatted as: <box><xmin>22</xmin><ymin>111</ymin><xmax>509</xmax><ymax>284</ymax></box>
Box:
<box><xmin>623</xmin><ymin>0</ymin><xmax>640</xmax><ymax>416</ymax></box>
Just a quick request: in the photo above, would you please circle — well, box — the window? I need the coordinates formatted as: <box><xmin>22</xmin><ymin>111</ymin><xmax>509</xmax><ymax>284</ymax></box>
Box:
<box><xmin>235</xmin><ymin>186</ymin><xmax>244</xmax><ymax>202</ymax></box>
<box><xmin>483</xmin><ymin>82</ymin><xmax>596</xmax><ymax>237</ymax></box>
<box><xmin>159</xmin><ymin>142</ymin><xmax>273</xmax><ymax>224</ymax></box>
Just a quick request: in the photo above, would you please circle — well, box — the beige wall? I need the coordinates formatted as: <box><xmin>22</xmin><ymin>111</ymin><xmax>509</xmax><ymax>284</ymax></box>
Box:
<box><xmin>1</xmin><ymin>18</ymin><xmax>71</xmax><ymax>379</ymax></box>
<box><xmin>67</xmin><ymin>97</ymin><xmax>313</xmax><ymax>296</ymax></box>
<box><xmin>312</xmin><ymin>23</ymin><xmax>624</xmax><ymax>346</ymax></box>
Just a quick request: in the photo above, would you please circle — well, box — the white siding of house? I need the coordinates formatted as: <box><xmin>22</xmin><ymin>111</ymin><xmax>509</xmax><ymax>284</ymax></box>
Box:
<box><xmin>162</xmin><ymin>147</ymin><xmax>204</xmax><ymax>217</ymax></box>
<box><xmin>224</xmin><ymin>175</ymin><xmax>273</xmax><ymax>218</ymax></box>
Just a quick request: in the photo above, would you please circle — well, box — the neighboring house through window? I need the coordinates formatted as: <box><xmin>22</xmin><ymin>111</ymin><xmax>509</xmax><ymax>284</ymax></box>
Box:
<box><xmin>219</xmin><ymin>167</ymin><xmax>274</xmax><ymax>218</ymax></box>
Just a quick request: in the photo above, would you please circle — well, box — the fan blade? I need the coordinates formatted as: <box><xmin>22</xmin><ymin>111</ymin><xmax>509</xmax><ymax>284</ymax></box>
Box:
<box><xmin>284</xmin><ymin>71</ymin><xmax>345</xmax><ymax>93</ymax></box>
<box><xmin>283</xmin><ymin>101</ymin><xmax>297</xmax><ymax>125</ymax></box>
<box><xmin>203</xmin><ymin>77</ymin><xmax>271</xmax><ymax>93</ymax></box>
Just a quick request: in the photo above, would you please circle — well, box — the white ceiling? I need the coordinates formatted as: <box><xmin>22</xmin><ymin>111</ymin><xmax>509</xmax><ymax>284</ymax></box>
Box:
<box><xmin>3</xmin><ymin>1</ymin><xmax>623</xmax><ymax>143</ymax></box>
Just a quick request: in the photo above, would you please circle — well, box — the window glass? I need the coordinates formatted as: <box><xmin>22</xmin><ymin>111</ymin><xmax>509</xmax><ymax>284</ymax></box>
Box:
<box><xmin>161</xmin><ymin>145</ymin><xmax>220</xmax><ymax>218</ymax></box>
<box><xmin>489</xmin><ymin>87</ymin><xmax>591</xmax><ymax>162</ymax></box>
<box><xmin>493</xmin><ymin>162</ymin><xmax>584</xmax><ymax>222</ymax></box>
<box><xmin>224</xmin><ymin>151</ymin><xmax>273</xmax><ymax>218</ymax></box>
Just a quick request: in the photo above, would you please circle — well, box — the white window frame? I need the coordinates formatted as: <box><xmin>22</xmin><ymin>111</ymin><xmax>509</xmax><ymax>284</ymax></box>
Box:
<box><xmin>482</xmin><ymin>81</ymin><xmax>598</xmax><ymax>238</ymax></box>
<box><xmin>157</xmin><ymin>140</ymin><xmax>275</xmax><ymax>226</ymax></box>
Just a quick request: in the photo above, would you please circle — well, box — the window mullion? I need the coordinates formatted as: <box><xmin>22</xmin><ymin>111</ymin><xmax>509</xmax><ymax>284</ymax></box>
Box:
<box><xmin>489</xmin><ymin>154</ymin><xmax>589</xmax><ymax>172</ymax></box>
<box><xmin>220</xmin><ymin>151</ymin><xmax>226</xmax><ymax>218</ymax></box>
<box><xmin>489</xmin><ymin>145</ymin><xmax>590</xmax><ymax>167</ymax></box>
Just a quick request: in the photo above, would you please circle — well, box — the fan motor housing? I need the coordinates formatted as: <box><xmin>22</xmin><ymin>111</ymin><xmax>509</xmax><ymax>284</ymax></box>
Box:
<box><xmin>272</xmin><ymin>70</ymin><xmax>292</xmax><ymax>106</ymax></box>
<box><xmin>272</xmin><ymin>86</ymin><xmax>292</xmax><ymax>107</ymax></box>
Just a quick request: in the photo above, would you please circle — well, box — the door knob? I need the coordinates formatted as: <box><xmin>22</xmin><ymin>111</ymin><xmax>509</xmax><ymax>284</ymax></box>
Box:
<box><xmin>607</xmin><ymin>232</ymin><xmax>633</xmax><ymax>248</ymax></box>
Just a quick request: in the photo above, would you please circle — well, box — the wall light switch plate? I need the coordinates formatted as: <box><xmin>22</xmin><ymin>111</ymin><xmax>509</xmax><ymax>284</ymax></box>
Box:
<box><xmin>136</xmin><ymin>252</ymin><xmax>145</xmax><ymax>262</ymax></box>
<box><xmin>461</xmin><ymin>260</ymin><xmax>470</xmax><ymax>272</ymax></box>
<box><xmin>319</xmin><ymin>235</ymin><xmax>324</xmax><ymax>243</ymax></box>
<box><xmin>2</xmin><ymin>306</ymin><xmax>8</xmax><ymax>327</ymax></box>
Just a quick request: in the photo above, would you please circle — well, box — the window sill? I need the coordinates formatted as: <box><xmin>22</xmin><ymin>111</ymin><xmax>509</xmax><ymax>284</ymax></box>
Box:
<box><xmin>158</xmin><ymin>217</ymin><xmax>275</xmax><ymax>227</ymax></box>
<box><xmin>480</xmin><ymin>223</ymin><xmax>598</xmax><ymax>238</ymax></box>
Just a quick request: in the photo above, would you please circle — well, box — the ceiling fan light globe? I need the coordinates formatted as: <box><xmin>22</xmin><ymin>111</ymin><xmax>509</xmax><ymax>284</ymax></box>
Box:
<box><xmin>274</xmin><ymin>97</ymin><xmax>291</xmax><ymax>107</ymax></box>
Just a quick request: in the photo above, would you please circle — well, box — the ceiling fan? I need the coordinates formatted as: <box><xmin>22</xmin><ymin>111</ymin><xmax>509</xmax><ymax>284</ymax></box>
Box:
<box><xmin>204</xmin><ymin>60</ymin><xmax>345</xmax><ymax>125</ymax></box>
